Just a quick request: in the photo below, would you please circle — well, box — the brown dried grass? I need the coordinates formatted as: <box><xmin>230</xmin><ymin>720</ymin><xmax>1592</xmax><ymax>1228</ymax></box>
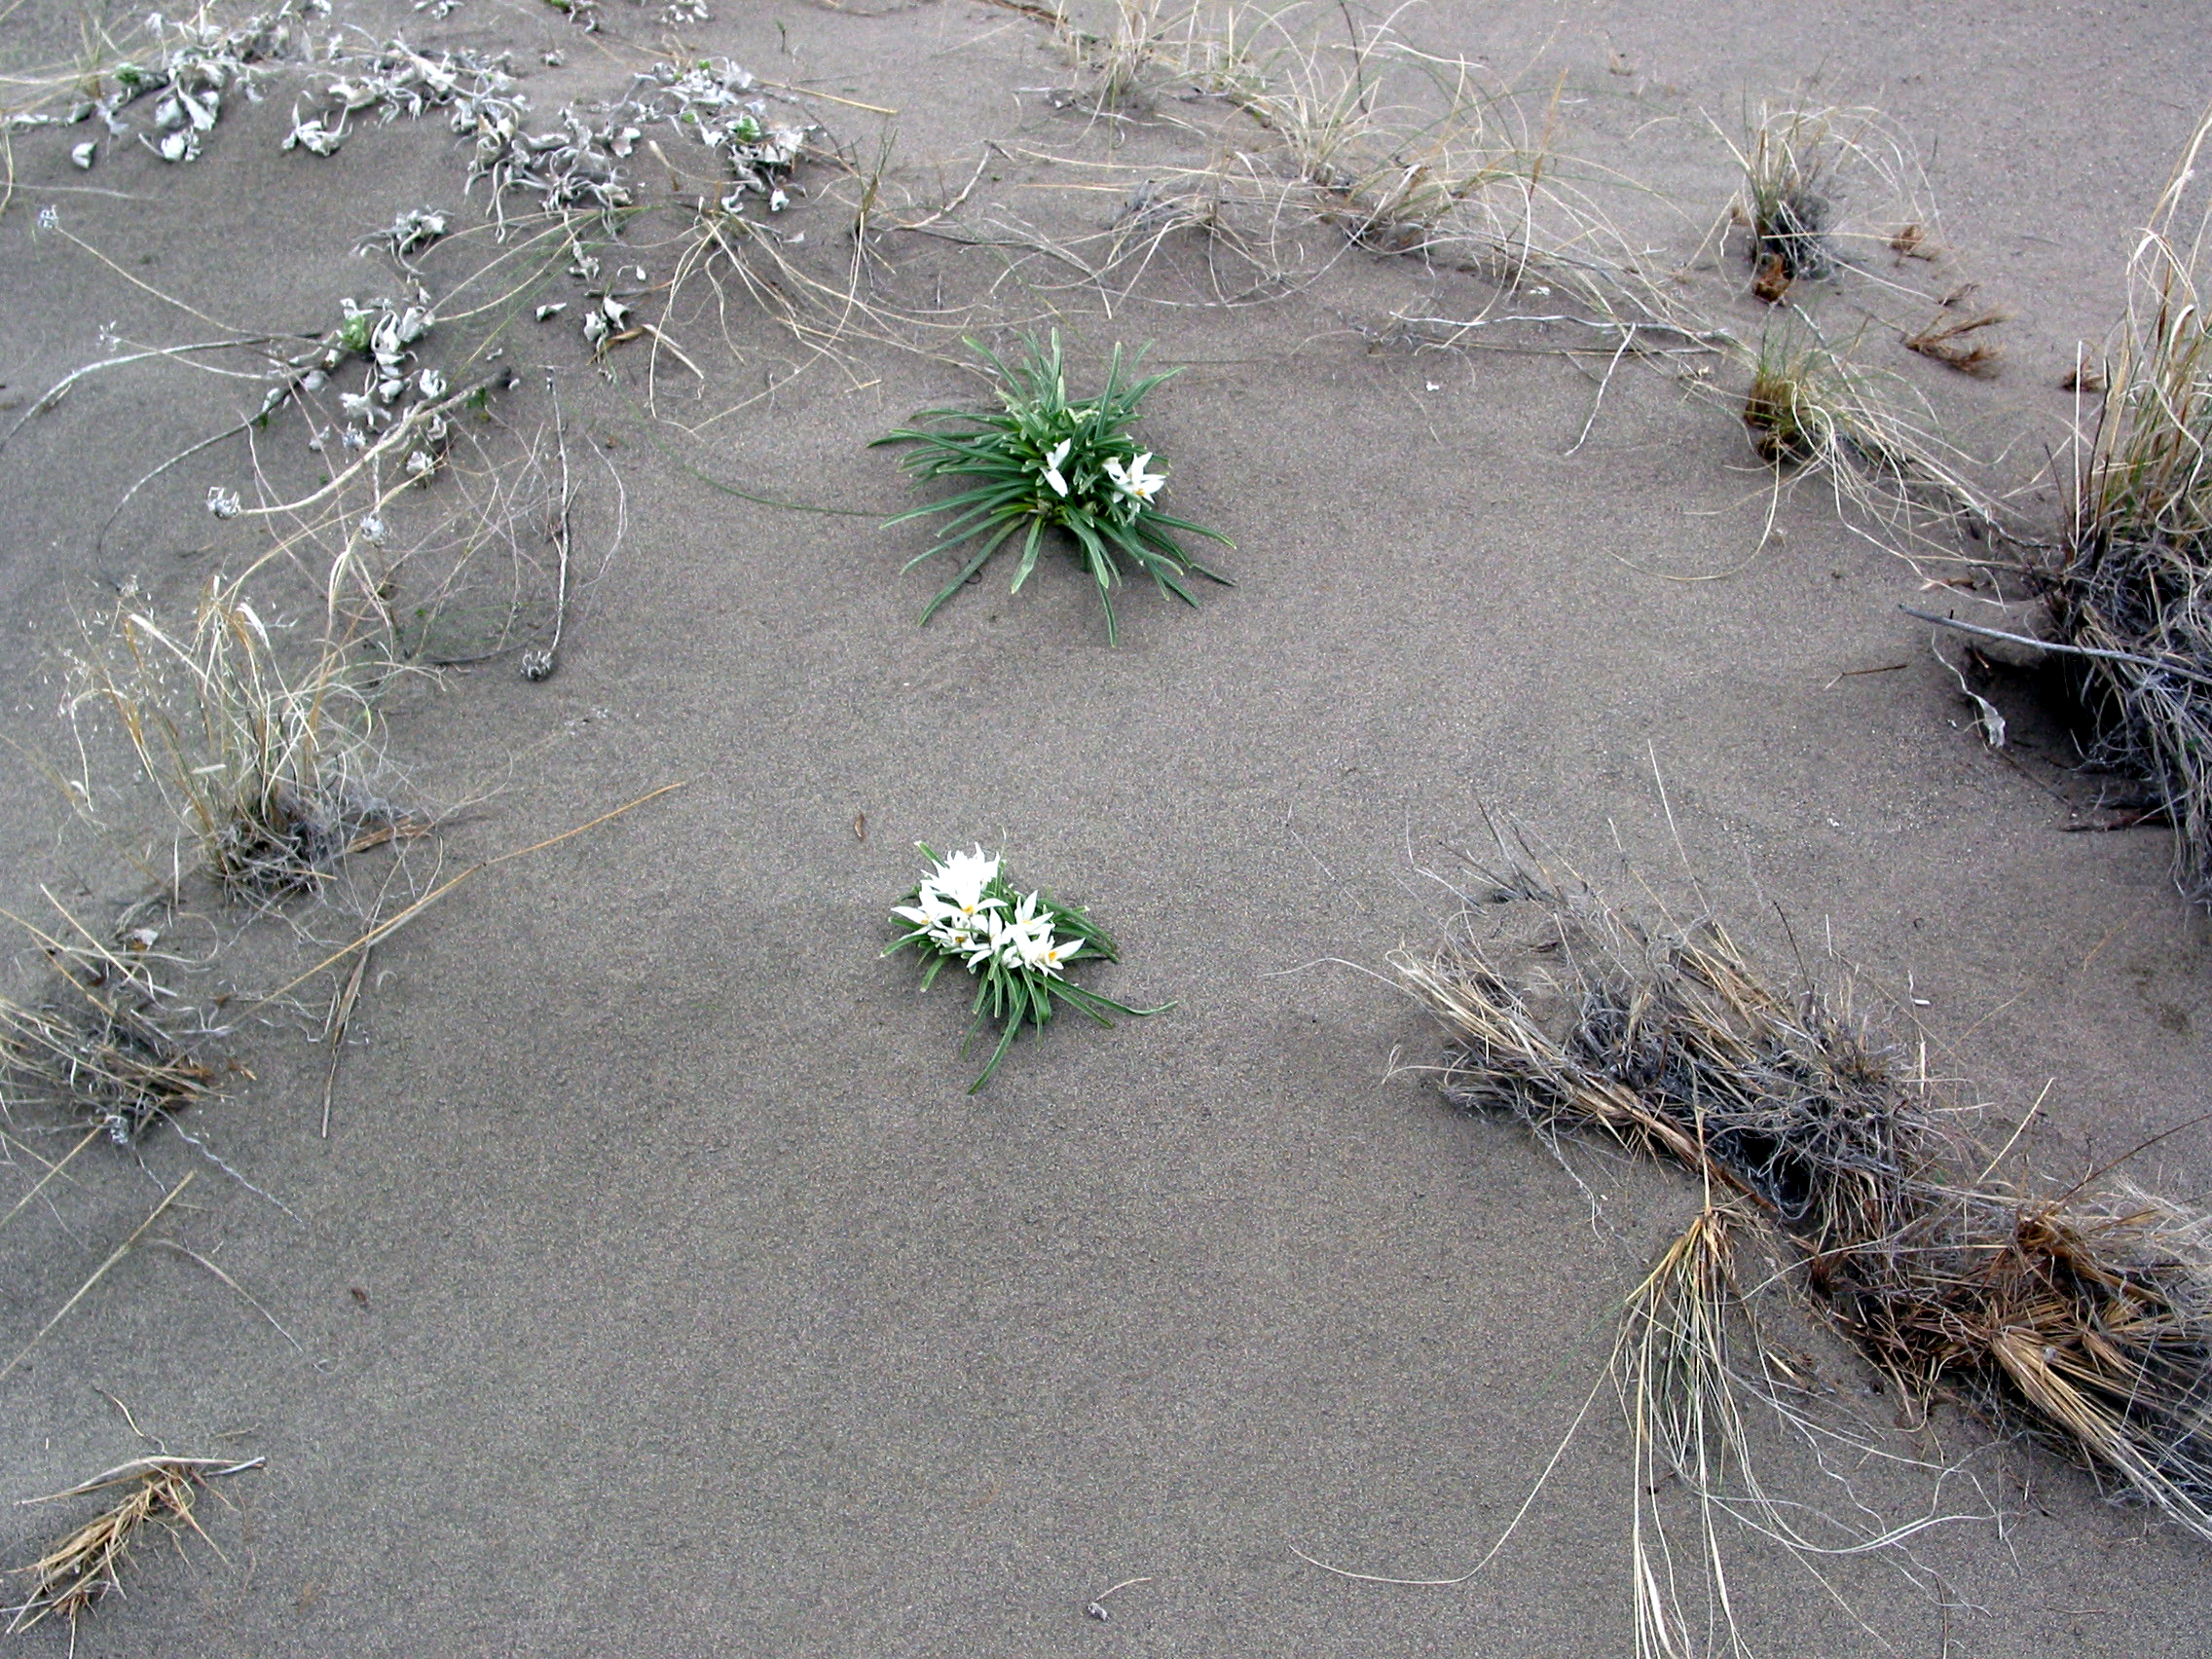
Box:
<box><xmin>6</xmin><ymin>1456</ymin><xmax>260</xmax><ymax>1634</ymax></box>
<box><xmin>1396</xmin><ymin>861</ymin><xmax>2212</xmax><ymax>1545</ymax></box>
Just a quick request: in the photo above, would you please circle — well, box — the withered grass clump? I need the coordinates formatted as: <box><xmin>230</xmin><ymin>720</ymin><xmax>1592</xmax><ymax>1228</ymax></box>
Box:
<box><xmin>1739</xmin><ymin>321</ymin><xmax>1901</xmax><ymax>473</ymax></box>
<box><xmin>1019</xmin><ymin>1</ymin><xmax>1698</xmax><ymax>335</ymax></box>
<box><xmin>1739</xmin><ymin>107</ymin><xmax>1838</xmax><ymax>287</ymax></box>
<box><xmin>6</xmin><ymin>1456</ymin><xmax>259</xmax><ymax>1634</ymax></box>
<box><xmin>0</xmin><ymin>981</ymin><xmax>208</xmax><ymax>1150</ymax></box>
<box><xmin>1396</xmin><ymin>866</ymin><xmax>2212</xmax><ymax>1544</ymax></box>
<box><xmin>0</xmin><ymin>943</ymin><xmax>213</xmax><ymax>1145</ymax></box>
<box><xmin>1741</xmin><ymin>337</ymin><xmax>1825</xmax><ymax>465</ymax></box>
<box><xmin>1731</xmin><ymin>319</ymin><xmax>2002</xmax><ymax>560</ymax></box>
<box><xmin>2049</xmin><ymin>111</ymin><xmax>2212</xmax><ymax>904</ymax></box>
<box><xmin>1726</xmin><ymin>102</ymin><xmax>1941</xmax><ymax>307</ymax></box>
<box><xmin>70</xmin><ymin>582</ymin><xmax>402</xmax><ymax>901</ymax></box>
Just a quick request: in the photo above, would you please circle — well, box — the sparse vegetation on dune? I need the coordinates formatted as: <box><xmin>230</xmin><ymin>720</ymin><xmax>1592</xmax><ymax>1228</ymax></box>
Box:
<box><xmin>5</xmin><ymin>6</ymin><xmax>2212</xmax><ymax>1652</ymax></box>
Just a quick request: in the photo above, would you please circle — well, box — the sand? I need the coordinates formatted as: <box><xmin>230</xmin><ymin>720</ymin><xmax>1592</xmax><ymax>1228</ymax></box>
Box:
<box><xmin>2</xmin><ymin>0</ymin><xmax>2209</xmax><ymax>1653</ymax></box>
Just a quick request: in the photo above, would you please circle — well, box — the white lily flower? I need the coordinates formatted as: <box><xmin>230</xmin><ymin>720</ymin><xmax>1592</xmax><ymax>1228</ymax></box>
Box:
<box><xmin>936</xmin><ymin>852</ymin><xmax>996</xmax><ymax>893</ymax></box>
<box><xmin>930</xmin><ymin>922</ymin><xmax>979</xmax><ymax>957</ymax></box>
<box><xmin>1103</xmin><ymin>451</ymin><xmax>1166</xmax><ymax>504</ymax></box>
<box><xmin>891</xmin><ymin>895</ymin><xmax>958</xmax><ymax>932</ymax></box>
<box><xmin>1040</xmin><ymin>437</ymin><xmax>1072</xmax><ymax>498</ymax></box>
<box><xmin>923</xmin><ymin>849</ymin><xmax>1006</xmax><ymax>940</ymax></box>
<box><xmin>989</xmin><ymin>893</ymin><xmax>1055</xmax><ymax>971</ymax></box>
<box><xmin>1033</xmin><ymin>933</ymin><xmax>1087</xmax><ymax>977</ymax></box>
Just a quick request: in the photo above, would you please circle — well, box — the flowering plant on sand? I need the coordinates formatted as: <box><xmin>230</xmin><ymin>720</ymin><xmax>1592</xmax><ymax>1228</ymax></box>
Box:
<box><xmin>885</xmin><ymin>843</ymin><xmax>1165</xmax><ymax>1092</ymax></box>
<box><xmin>872</xmin><ymin>332</ymin><xmax>1232</xmax><ymax>645</ymax></box>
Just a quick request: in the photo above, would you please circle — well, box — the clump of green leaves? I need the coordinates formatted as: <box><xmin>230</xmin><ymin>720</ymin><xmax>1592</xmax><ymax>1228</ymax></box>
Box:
<box><xmin>885</xmin><ymin>844</ymin><xmax>1166</xmax><ymax>1092</ymax></box>
<box><xmin>873</xmin><ymin>332</ymin><xmax>1231</xmax><ymax>644</ymax></box>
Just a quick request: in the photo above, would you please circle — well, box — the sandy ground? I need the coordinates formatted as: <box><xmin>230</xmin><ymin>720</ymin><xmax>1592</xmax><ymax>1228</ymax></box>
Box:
<box><xmin>2</xmin><ymin>1</ymin><xmax>2210</xmax><ymax>1653</ymax></box>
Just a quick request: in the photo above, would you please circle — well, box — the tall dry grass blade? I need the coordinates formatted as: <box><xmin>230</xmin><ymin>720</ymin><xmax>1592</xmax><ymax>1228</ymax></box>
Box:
<box><xmin>0</xmin><ymin>1172</ymin><xmax>194</xmax><ymax>1387</ymax></box>
<box><xmin>67</xmin><ymin>580</ymin><xmax>402</xmax><ymax>901</ymax></box>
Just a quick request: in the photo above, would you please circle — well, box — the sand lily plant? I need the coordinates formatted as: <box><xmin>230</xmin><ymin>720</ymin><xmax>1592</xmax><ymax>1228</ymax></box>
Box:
<box><xmin>873</xmin><ymin>333</ymin><xmax>1231</xmax><ymax>644</ymax></box>
<box><xmin>886</xmin><ymin>843</ymin><xmax>1163</xmax><ymax>1091</ymax></box>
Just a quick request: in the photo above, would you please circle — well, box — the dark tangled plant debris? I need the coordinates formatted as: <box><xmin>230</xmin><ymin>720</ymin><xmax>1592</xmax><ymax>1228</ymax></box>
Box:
<box><xmin>1398</xmin><ymin>856</ymin><xmax>2212</xmax><ymax>1544</ymax></box>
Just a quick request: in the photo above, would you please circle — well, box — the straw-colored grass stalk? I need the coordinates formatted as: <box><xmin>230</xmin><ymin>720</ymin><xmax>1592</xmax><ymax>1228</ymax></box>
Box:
<box><xmin>6</xmin><ymin>1456</ymin><xmax>260</xmax><ymax>1634</ymax></box>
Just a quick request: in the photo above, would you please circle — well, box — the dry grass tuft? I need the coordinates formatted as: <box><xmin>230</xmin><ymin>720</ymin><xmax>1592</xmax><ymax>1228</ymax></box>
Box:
<box><xmin>969</xmin><ymin>2</ymin><xmax>1700</xmax><ymax>335</ymax></box>
<box><xmin>1396</xmin><ymin>858</ymin><xmax>2212</xmax><ymax>1548</ymax></box>
<box><xmin>2048</xmin><ymin>108</ymin><xmax>2212</xmax><ymax>903</ymax></box>
<box><xmin>1731</xmin><ymin>317</ymin><xmax>2001</xmax><ymax>558</ymax></box>
<box><xmin>1737</xmin><ymin>106</ymin><xmax>1839</xmax><ymax>288</ymax></box>
<box><xmin>67</xmin><ymin>581</ymin><xmax>404</xmax><ymax>902</ymax></box>
<box><xmin>1725</xmin><ymin>103</ymin><xmax>1938</xmax><ymax>300</ymax></box>
<box><xmin>6</xmin><ymin>1456</ymin><xmax>260</xmax><ymax>1634</ymax></box>
<box><xmin>1740</xmin><ymin>325</ymin><xmax>1833</xmax><ymax>464</ymax></box>
<box><xmin>0</xmin><ymin>904</ymin><xmax>216</xmax><ymax>1143</ymax></box>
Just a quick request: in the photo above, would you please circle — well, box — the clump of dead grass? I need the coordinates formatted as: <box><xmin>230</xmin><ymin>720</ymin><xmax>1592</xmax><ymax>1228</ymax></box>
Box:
<box><xmin>979</xmin><ymin>1</ymin><xmax>1699</xmax><ymax>335</ymax></box>
<box><xmin>1396</xmin><ymin>858</ymin><xmax>2212</xmax><ymax>1550</ymax></box>
<box><xmin>1723</xmin><ymin>103</ymin><xmax>1937</xmax><ymax>306</ymax></box>
<box><xmin>67</xmin><ymin>581</ymin><xmax>403</xmax><ymax>902</ymax></box>
<box><xmin>0</xmin><ymin>904</ymin><xmax>217</xmax><ymax>1144</ymax></box>
<box><xmin>1732</xmin><ymin>316</ymin><xmax>2000</xmax><ymax>558</ymax></box>
<box><xmin>6</xmin><ymin>1456</ymin><xmax>260</xmax><ymax>1634</ymax></box>
<box><xmin>2048</xmin><ymin>109</ymin><xmax>2212</xmax><ymax>904</ymax></box>
<box><xmin>1738</xmin><ymin>106</ymin><xmax>1838</xmax><ymax>291</ymax></box>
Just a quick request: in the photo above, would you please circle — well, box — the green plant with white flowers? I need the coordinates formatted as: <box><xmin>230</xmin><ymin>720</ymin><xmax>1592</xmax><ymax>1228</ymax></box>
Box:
<box><xmin>885</xmin><ymin>844</ymin><xmax>1165</xmax><ymax>1092</ymax></box>
<box><xmin>873</xmin><ymin>332</ymin><xmax>1232</xmax><ymax>644</ymax></box>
